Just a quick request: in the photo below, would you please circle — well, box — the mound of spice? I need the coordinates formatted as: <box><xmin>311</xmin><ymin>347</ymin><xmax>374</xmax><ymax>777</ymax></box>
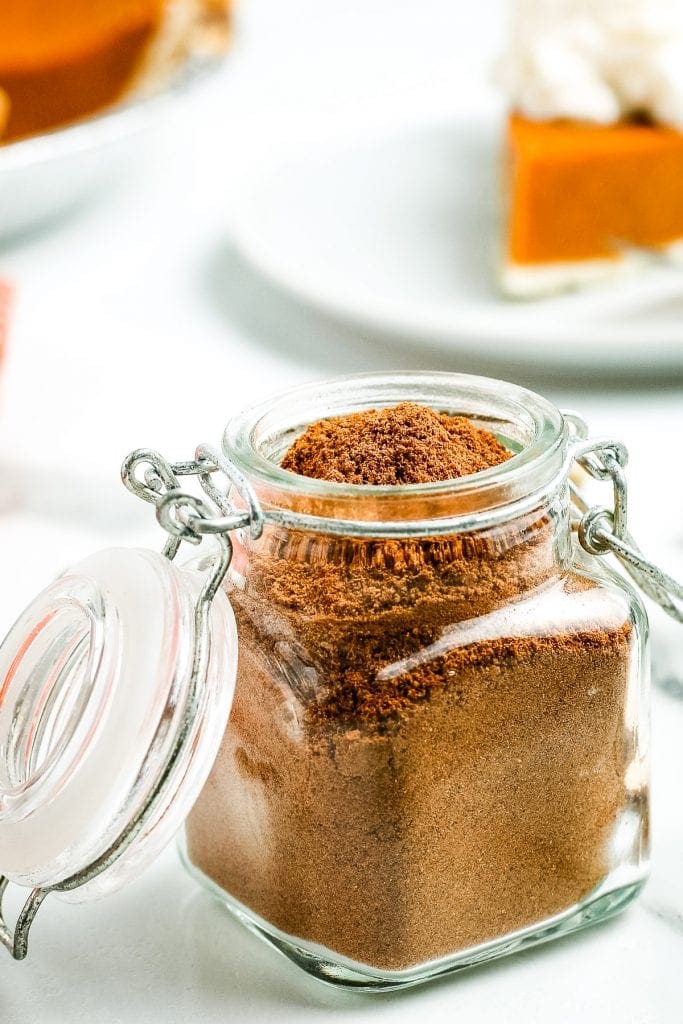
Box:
<box><xmin>186</xmin><ymin>403</ymin><xmax>634</xmax><ymax>970</ymax></box>
<box><xmin>280</xmin><ymin>401</ymin><xmax>511</xmax><ymax>483</ymax></box>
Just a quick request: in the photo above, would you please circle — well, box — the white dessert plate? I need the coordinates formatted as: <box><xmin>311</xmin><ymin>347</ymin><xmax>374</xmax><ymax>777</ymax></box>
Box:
<box><xmin>0</xmin><ymin>50</ymin><xmax>226</xmax><ymax>241</ymax></box>
<box><xmin>227</xmin><ymin>112</ymin><xmax>683</xmax><ymax>370</ymax></box>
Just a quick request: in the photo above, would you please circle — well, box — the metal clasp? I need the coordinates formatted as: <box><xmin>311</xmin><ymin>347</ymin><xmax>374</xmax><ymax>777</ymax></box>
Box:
<box><xmin>121</xmin><ymin>444</ymin><xmax>264</xmax><ymax>559</ymax></box>
<box><xmin>566</xmin><ymin>415</ymin><xmax>683</xmax><ymax>623</ymax></box>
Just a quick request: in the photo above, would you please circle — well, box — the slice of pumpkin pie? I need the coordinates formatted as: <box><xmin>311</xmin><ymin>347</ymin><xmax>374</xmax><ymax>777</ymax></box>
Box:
<box><xmin>0</xmin><ymin>0</ymin><xmax>230</xmax><ymax>144</ymax></box>
<box><xmin>503</xmin><ymin>113</ymin><xmax>683</xmax><ymax>296</ymax></box>
<box><xmin>499</xmin><ymin>0</ymin><xmax>683</xmax><ymax>297</ymax></box>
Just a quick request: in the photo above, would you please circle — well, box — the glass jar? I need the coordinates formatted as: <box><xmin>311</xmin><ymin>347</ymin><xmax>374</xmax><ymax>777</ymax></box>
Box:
<box><xmin>0</xmin><ymin>371</ymin><xmax>660</xmax><ymax>990</ymax></box>
<box><xmin>181</xmin><ymin>372</ymin><xmax>649</xmax><ymax>989</ymax></box>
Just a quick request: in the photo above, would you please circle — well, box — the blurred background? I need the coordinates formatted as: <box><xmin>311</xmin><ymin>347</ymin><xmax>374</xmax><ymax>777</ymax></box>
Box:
<box><xmin>0</xmin><ymin>1</ymin><xmax>682</xmax><ymax>1021</ymax></box>
<box><xmin>1</xmin><ymin>0</ymin><xmax>680</xmax><ymax>658</ymax></box>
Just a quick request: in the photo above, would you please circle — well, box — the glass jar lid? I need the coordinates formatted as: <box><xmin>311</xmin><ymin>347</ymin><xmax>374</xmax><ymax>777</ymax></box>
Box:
<box><xmin>0</xmin><ymin>546</ymin><xmax>237</xmax><ymax>904</ymax></box>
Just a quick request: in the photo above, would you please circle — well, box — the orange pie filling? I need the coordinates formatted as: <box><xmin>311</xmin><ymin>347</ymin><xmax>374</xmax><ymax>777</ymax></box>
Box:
<box><xmin>505</xmin><ymin>113</ymin><xmax>683</xmax><ymax>288</ymax></box>
<box><xmin>0</xmin><ymin>0</ymin><xmax>229</xmax><ymax>144</ymax></box>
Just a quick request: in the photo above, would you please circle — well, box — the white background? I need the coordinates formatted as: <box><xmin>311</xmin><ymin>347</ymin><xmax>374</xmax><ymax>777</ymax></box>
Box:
<box><xmin>0</xmin><ymin>1</ymin><xmax>682</xmax><ymax>1020</ymax></box>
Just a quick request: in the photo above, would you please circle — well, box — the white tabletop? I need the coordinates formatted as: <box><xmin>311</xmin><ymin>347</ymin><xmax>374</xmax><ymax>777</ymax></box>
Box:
<box><xmin>1</xmin><ymin>1</ymin><xmax>683</xmax><ymax>1020</ymax></box>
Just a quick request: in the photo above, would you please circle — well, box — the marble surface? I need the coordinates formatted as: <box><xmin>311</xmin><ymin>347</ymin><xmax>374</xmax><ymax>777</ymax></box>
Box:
<box><xmin>0</xmin><ymin>1</ymin><xmax>683</xmax><ymax>1020</ymax></box>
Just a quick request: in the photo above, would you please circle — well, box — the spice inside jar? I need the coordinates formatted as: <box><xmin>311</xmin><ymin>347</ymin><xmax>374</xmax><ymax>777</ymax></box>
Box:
<box><xmin>184</xmin><ymin>378</ymin><xmax>648</xmax><ymax>985</ymax></box>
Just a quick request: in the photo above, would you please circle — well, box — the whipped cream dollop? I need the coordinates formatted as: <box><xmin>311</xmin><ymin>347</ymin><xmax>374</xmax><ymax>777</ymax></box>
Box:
<box><xmin>498</xmin><ymin>0</ymin><xmax>683</xmax><ymax>126</ymax></box>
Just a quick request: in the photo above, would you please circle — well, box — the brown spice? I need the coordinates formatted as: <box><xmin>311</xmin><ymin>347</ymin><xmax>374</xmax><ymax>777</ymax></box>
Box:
<box><xmin>280</xmin><ymin>401</ymin><xmax>511</xmax><ymax>484</ymax></box>
<box><xmin>186</xmin><ymin>404</ymin><xmax>636</xmax><ymax>971</ymax></box>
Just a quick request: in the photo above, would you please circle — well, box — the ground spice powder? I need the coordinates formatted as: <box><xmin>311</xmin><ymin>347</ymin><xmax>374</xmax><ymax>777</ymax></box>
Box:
<box><xmin>186</xmin><ymin>404</ymin><xmax>634</xmax><ymax>970</ymax></box>
<box><xmin>280</xmin><ymin>401</ymin><xmax>511</xmax><ymax>484</ymax></box>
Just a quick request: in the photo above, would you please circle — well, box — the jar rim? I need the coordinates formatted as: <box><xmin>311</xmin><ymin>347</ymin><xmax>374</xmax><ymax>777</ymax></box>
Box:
<box><xmin>223</xmin><ymin>372</ymin><xmax>567</xmax><ymax>519</ymax></box>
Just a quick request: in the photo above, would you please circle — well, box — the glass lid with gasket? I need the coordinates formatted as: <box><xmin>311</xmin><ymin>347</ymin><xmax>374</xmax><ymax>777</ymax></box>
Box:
<box><xmin>0</xmin><ymin>498</ymin><xmax>239</xmax><ymax>957</ymax></box>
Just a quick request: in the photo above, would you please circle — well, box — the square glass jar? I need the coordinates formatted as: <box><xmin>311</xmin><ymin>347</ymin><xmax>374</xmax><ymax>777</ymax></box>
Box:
<box><xmin>182</xmin><ymin>373</ymin><xmax>649</xmax><ymax>990</ymax></box>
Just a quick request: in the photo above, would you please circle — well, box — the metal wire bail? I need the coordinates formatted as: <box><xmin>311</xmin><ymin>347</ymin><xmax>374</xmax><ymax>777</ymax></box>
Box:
<box><xmin>569</xmin><ymin>433</ymin><xmax>683</xmax><ymax>623</ymax></box>
<box><xmin>0</xmin><ymin>881</ymin><xmax>48</xmax><ymax>961</ymax></box>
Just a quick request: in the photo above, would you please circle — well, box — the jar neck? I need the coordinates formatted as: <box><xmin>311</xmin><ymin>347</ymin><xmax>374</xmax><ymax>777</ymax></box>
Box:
<box><xmin>223</xmin><ymin>372</ymin><xmax>570</xmax><ymax>544</ymax></box>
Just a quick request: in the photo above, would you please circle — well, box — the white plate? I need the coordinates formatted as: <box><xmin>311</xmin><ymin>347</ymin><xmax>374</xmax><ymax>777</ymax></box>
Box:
<box><xmin>228</xmin><ymin>112</ymin><xmax>683</xmax><ymax>370</ymax></box>
<box><xmin>0</xmin><ymin>52</ymin><xmax>226</xmax><ymax>240</ymax></box>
